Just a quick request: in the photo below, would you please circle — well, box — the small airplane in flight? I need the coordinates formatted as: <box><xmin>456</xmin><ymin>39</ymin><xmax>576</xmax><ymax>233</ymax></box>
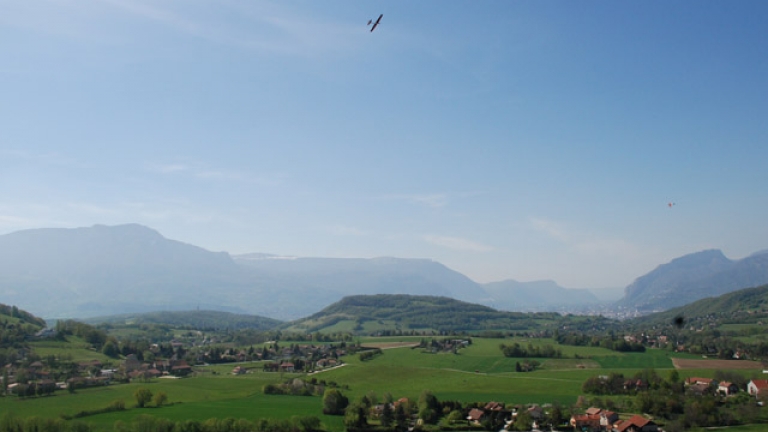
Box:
<box><xmin>368</xmin><ymin>14</ymin><xmax>383</xmax><ymax>32</ymax></box>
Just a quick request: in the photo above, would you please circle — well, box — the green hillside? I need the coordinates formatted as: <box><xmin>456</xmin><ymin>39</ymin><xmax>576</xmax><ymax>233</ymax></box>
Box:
<box><xmin>0</xmin><ymin>303</ymin><xmax>47</xmax><ymax>349</ymax></box>
<box><xmin>629</xmin><ymin>284</ymin><xmax>768</xmax><ymax>328</ymax></box>
<box><xmin>84</xmin><ymin>310</ymin><xmax>283</xmax><ymax>331</ymax></box>
<box><xmin>283</xmin><ymin>294</ymin><xmax>563</xmax><ymax>334</ymax></box>
<box><xmin>0</xmin><ymin>303</ymin><xmax>47</xmax><ymax>328</ymax></box>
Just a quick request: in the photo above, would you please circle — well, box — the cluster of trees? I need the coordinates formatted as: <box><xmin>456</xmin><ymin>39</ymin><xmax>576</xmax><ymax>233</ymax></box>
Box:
<box><xmin>0</xmin><ymin>304</ymin><xmax>46</xmax><ymax>349</ymax></box>
<box><xmin>581</xmin><ymin>370</ymin><xmax>667</xmax><ymax>396</ymax></box>
<box><xmin>321</xmin><ymin>388</ymin><xmax>349</xmax><ymax>415</ymax></box>
<box><xmin>553</xmin><ymin>331</ymin><xmax>645</xmax><ymax>352</ymax></box>
<box><xmin>499</xmin><ymin>342</ymin><xmax>563</xmax><ymax>358</ymax></box>
<box><xmin>515</xmin><ymin>360</ymin><xmax>541</xmax><ymax>372</ymax></box>
<box><xmin>322</xmin><ymin>388</ymin><xmax>408</xmax><ymax>430</ymax></box>
<box><xmin>10</xmin><ymin>381</ymin><xmax>56</xmax><ymax>398</ymax></box>
<box><xmin>0</xmin><ymin>321</ymin><xmax>36</xmax><ymax>349</ymax></box>
<box><xmin>264</xmin><ymin>379</ymin><xmax>326</xmax><ymax>397</ymax></box>
<box><xmin>416</xmin><ymin>337</ymin><xmax>471</xmax><ymax>354</ymax></box>
<box><xmin>55</xmin><ymin>320</ymin><xmax>108</xmax><ymax>348</ymax></box>
<box><xmin>358</xmin><ymin>348</ymin><xmax>383</xmax><ymax>361</ymax></box>
<box><xmin>133</xmin><ymin>388</ymin><xmax>168</xmax><ymax>408</ymax></box>
<box><xmin>0</xmin><ymin>414</ymin><xmax>94</xmax><ymax>432</ymax></box>
<box><xmin>0</xmin><ymin>304</ymin><xmax>46</xmax><ymax>327</ymax></box>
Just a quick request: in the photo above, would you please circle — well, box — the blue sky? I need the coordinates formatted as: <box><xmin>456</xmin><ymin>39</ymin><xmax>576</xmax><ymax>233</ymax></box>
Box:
<box><xmin>2</xmin><ymin>1</ymin><xmax>767</xmax><ymax>288</ymax></box>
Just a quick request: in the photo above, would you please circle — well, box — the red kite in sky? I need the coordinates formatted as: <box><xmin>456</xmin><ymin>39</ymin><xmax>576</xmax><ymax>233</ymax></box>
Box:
<box><xmin>368</xmin><ymin>14</ymin><xmax>383</xmax><ymax>32</ymax></box>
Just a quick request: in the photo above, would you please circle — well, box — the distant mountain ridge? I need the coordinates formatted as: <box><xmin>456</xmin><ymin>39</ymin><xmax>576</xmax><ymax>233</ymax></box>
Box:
<box><xmin>0</xmin><ymin>224</ymin><xmax>249</xmax><ymax>317</ymax></box>
<box><xmin>483</xmin><ymin>279</ymin><xmax>600</xmax><ymax>311</ymax></box>
<box><xmin>0</xmin><ymin>224</ymin><xmax>616</xmax><ymax>319</ymax></box>
<box><xmin>2</xmin><ymin>224</ymin><xmax>766</xmax><ymax>319</ymax></box>
<box><xmin>616</xmin><ymin>249</ymin><xmax>768</xmax><ymax>311</ymax></box>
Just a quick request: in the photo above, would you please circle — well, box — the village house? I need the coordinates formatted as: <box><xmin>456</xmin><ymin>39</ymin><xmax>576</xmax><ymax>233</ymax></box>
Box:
<box><xmin>527</xmin><ymin>405</ymin><xmax>543</xmax><ymax>420</ymax></box>
<box><xmin>747</xmin><ymin>379</ymin><xmax>768</xmax><ymax>398</ymax></box>
<box><xmin>718</xmin><ymin>381</ymin><xmax>740</xmax><ymax>395</ymax></box>
<box><xmin>370</xmin><ymin>403</ymin><xmax>393</xmax><ymax>419</ymax></box>
<box><xmin>615</xmin><ymin>415</ymin><xmax>658</xmax><ymax>432</ymax></box>
<box><xmin>170</xmin><ymin>359</ymin><xmax>192</xmax><ymax>377</ymax></box>
<box><xmin>688</xmin><ymin>382</ymin><xmax>713</xmax><ymax>396</ymax></box>
<box><xmin>570</xmin><ymin>413</ymin><xmax>600</xmax><ymax>431</ymax></box>
<box><xmin>123</xmin><ymin>354</ymin><xmax>141</xmax><ymax>372</ymax></box>
<box><xmin>570</xmin><ymin>408</ymin><xmax>619</xmax><ymax>431</ymax></box>
<box><xmin>686</xmin><ymin>377</ymin><xmax>713</xmax><ymax>386</ymax></box>
<box><xmin>623</xmin><ymin>379</ymin><xmax>647</xmax><ymax>391</ymax></box>
<box><xmin>466</xmin><ymin>408</ymin><xmax>485</xmax><ymax>424</ymax></box>
<box><xmin>66</xmin><ymin>376</ymin><xmax>110</xmax><ymax>389</ymax></box>
<box><xmin>484</xmin><ymin>401</ymin><xmax>504</xmax><ymax>412</ymax></box>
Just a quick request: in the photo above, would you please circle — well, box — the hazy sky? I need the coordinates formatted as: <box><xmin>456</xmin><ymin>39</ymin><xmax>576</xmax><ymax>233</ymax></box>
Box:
<box><xmin>2</xmin><ymin>1</ymin><xmax>767</xmax><ymax>288</ymax></box>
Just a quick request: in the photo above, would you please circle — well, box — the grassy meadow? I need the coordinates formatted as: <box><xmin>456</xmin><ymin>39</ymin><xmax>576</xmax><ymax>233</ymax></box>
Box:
<box><xmin>2</xmin><ymin>336</ymin><xmax>762</xmax><ymax>431</ymax></box>
<box><xmin>28</xmin><ymin>336</ymin><xmax>116</xmax><ymax>364</ymax></box>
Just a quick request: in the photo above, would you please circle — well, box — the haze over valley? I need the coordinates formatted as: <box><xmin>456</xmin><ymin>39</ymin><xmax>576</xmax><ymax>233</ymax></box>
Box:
<box><xmin>2</xmin><ymin>224</ymin><xmax>768</xmax><ymax>321</ymax></box>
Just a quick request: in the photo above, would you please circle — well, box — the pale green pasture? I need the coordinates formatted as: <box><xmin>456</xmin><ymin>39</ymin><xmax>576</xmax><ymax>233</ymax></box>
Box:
<box><xmin>318</xmin><ymin>358</ymin><xmax>587</xmax><ymax>406</ymax></box>
<box><xmin>71</xmin><ymin>392</ymin><xmax>343</xmax><ymax>431</ymax></box>
<box><xmin>359</xmin><ymin>335</ymin><xmax>425</xmax><ymax>344</ymax></box>
<box><xmin>314</xmin><ymin>320</ymin><xmax>356</xmax><ymax>333</ymax></box>
<box><xmin>29</xmin><ymin>336</ymin><xmax>114</xmax><ymax>363</ymax></box>
<box><xmin>718</xmin><ymin>324</ymin><xmax>766</xmax><ymax>332</ymax></box>
<box><xmin>0</xmin><ymin>370</ymin><xmax>321</xmax><ymax>431</ymax></box>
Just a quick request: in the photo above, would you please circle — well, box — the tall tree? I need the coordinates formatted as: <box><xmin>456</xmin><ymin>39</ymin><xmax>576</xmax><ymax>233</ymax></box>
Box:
<box><xmin>381</xmin><ymin>402</ymin><xmax>394</xmax><ymax>428</ymax></box>
<box><xmin>134</xmin><ymin>388</ymin><xmax>153</xmax><ymax>408</ymax></box>
<box><xmin>344</xmin><ymin>401</ymin><xmax>368</xmax><ymax>429</ymax></box>
<box><xmin>322</xmin><ymin>388</ymin><xmax>348</xmax><ymax>415</ymax></box>
<box><xmin>154</xmin><ymin>391</ymin><xmax>168</xmax><ymax>407</ymax></box>
<box><xmin>394</xmin><ymin>403</ymin><xmax>408</xmax><ymax>430</ymax></box>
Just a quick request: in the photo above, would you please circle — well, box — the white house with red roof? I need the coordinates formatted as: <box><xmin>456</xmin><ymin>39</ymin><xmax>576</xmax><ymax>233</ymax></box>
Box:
<box><xmin>748</xmin><ymin>379</ymin><xmax>768</xmax><ymax>398</ymax></box>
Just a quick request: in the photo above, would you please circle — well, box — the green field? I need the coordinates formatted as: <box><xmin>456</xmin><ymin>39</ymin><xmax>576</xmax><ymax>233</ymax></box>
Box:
<box><xmin>1</xmin><ymin>337</ymin><xmax>760</xmax><ymax>431</ymax></box>
<box><xmin>28</xmin><ymin>336</ymin><xmax>116</xmax><ymax>364</ymax></box>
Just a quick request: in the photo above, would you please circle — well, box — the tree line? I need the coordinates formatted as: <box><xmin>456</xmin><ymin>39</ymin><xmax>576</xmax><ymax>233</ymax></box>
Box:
<box><xmin>499</xmin><ymin>342</ymin><xmax>563</xmax><ymax>358</ymax></box>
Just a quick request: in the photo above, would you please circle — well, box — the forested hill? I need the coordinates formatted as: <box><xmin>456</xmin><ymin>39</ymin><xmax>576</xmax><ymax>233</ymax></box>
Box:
<box><xmin>627</xmin><ymin>283</ymin><xmax>768</xmax><ymax>328</ymax></box>
<box><xmin>0</xmin><ymin>303</ymin><xmax>47</xmax><ymax>328</ymax></box>
<box><xmin>84</xmin><ymin>310</ymin><xmax>283</xmax><ymax>331</ymax></box>
<box><xmin>0</xmin><ymin>303</ymin><xmax>46</xmax><ymax>348</ymax></box>
<box><xmin>284</xmin><ymin>294</ymin><xmax>562</xmax><ymax>334</ymax></box>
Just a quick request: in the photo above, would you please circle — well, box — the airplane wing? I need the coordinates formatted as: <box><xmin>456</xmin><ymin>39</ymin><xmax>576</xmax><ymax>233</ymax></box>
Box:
<box><xmin>370</xmin><ymin>14</ymin><xmax>383</xmax><ymax>32</ymax></box>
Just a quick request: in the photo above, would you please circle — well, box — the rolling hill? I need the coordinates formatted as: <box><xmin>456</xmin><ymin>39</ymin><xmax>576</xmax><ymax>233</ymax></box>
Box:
<box><xmin>83</xmin><ymin>310</ymin><xmax>283</xmax><ymax>331</ymax></box>
<box><xmin>627</xmin><ymin>283</ymin><xmax>768</xmax><ymax>328</ymax></box>
<box><xmin>282</xmin><ymin>294</ymin><xmax>562</xmax><ymax>334</ymax></box>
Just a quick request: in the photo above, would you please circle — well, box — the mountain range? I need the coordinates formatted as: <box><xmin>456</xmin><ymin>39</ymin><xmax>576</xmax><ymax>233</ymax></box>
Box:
<box><xmin>1</xmin><ymin>224</ymin><xmax>767</xmax><ymax>320</ymax></box>
<box><xmin>617</xmin><ymin>249</ymin><xmax>768</xmax><ymax>312</ymax></box>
